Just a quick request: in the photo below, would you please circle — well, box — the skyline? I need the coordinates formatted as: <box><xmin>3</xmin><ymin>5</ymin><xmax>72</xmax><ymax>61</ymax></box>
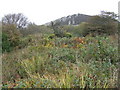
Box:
<box><xmin>0</xmin><ymin>0</ymin><xmax>119</xmax><ymax>25</ymax></box>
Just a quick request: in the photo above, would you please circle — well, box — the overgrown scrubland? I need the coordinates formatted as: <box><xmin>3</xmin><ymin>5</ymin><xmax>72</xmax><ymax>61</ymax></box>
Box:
<box><xmin>2</xmin><ymin>34</ymin><xmax>119</xmax><ymax>88</ymax></box>
<box><xmin>1</xmin><ymin>11</ymin><xmax>119</xmax><ymax>88</ymax></box>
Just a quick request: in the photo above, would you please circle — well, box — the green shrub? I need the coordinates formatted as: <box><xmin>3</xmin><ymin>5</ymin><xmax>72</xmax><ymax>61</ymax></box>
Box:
<box><xmin>2</xmin><ymin>24</ymin><xmax>21</xmax><ymax>52</ymax></box>
<box><xmin>2</xmin><ymin>33</ymin><xmax>13</xmax><ymax>52</ymax></box>
<box><xmin>64</xmin><ymin>32</ymin><xmax>72</xmax><ymax>38</ymax></box>
<box><xmin>48</xmin><ymin>34</ymin><xmax>56</xmax><ymax>39</ymax></box>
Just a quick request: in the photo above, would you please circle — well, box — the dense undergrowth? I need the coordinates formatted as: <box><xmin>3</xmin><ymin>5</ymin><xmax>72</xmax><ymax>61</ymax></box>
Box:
<box><xmin>2</xmin><ymin>34</ymin><xmax>119</xmax><ymax>88</ymax></box>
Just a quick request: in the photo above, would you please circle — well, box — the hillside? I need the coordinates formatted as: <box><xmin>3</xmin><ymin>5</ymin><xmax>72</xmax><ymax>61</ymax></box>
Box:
<box><xmin>45</xmin><ymin>13</ymin><xmax>91</xmax><ymax>26</ymax></box>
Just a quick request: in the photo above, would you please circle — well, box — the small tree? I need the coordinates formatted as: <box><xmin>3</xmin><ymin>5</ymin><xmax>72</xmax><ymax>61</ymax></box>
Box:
<box><xmin>87</xmin><ymin>11</ymin><xmax>118</xmax><ymax>36</ymax></box>
<box><xmin>50</xmin><ymin>21</ymin><xmax>65</xmax><ymax>37</ymax></box>
<box><xmin>100</xmin><ymin>11</ymin><xmax>118</xmax><ymax>20</ymax></box>
<box><xmin>2</xmin><ymin>13</ymin><xmax>29</xmax><ymax>29</ymax></box>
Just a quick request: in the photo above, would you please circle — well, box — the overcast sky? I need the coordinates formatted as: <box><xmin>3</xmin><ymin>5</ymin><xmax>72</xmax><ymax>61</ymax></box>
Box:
<box><xmin>0</xmin><ymin>0</ymin><xmax>119</xmax><ymax>25</ymax></box>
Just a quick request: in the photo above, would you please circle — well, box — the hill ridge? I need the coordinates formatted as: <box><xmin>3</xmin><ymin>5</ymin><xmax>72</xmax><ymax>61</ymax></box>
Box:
<box><xmin>45</xmin><ymin>13</ymin><xmax>91</xmax><ymax>26</ymax></box>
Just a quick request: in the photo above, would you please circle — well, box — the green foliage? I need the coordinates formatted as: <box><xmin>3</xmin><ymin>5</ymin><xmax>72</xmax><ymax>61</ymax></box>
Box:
<box><xmin>2</xmin><ymin>33</ymin><xmax>13</xmax><ymax>52</ymax></box>
<box><xmin>2</xmin><ymin>11</ymin><xmax>119</xmax><ymax>88</ymax></box>
<box><xmin>54</xmin><ymin>28</ymin><xmax>65</xmax><ymax>38</ymax></box>
<box><xmin>74</xmin><ymin>22</ymin><xmax>90</xmax><ymax>36</ymax></box>
<box><xmin>50</xmin><ymin>22</ymin><xmax>67</xmax><ymax>38</ymax></box>
<box><xmin>81</xmin><ymin>36</ymin><xmax>118</xmax><ymax>63</ymax></box>
<box><xmin>48</xmin><ymin>34</ymin><xmax>56</xmax><ymax>39</ymax></box>
<box><xmin>20</xmin><ymin>24</ymin><xmax>54</xmax><ymax>36</ymax></box>
<box><xmin>67</xmin><ymin>11</ymin><xmax>118</xmax><ymax>37</ymax></box>
<box><xmin>100</xmin><ymin>11</ymin><xmax>118</xmax><ymax>20</ymax></box>
<box><xmin>2</xmin><ymin>34</ymin><xmax>118</xmax><ymax>88</ymax></box>
<box><xmin>87</xmin><ymin>13</ymin><xmax>118</xmax><ymax>36</ymax></box>
<box><xmin>2</xmin><ymin>24</ymin><xmax>21</xmax><ymax>52</ymax></box>
<box><xmin>73</xmin><ymin>16</ymin><xmax>118</xmax><ymax>37</ymax></box>
<box><xmin>49</xmin><ymin>25</ymin><xmax>72</xmax><ymax>38</ymax></box>
<box><xmin>64</xmin><ymin>32</ymin><xmax>72</xmax><ymax>38</ymax></box>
